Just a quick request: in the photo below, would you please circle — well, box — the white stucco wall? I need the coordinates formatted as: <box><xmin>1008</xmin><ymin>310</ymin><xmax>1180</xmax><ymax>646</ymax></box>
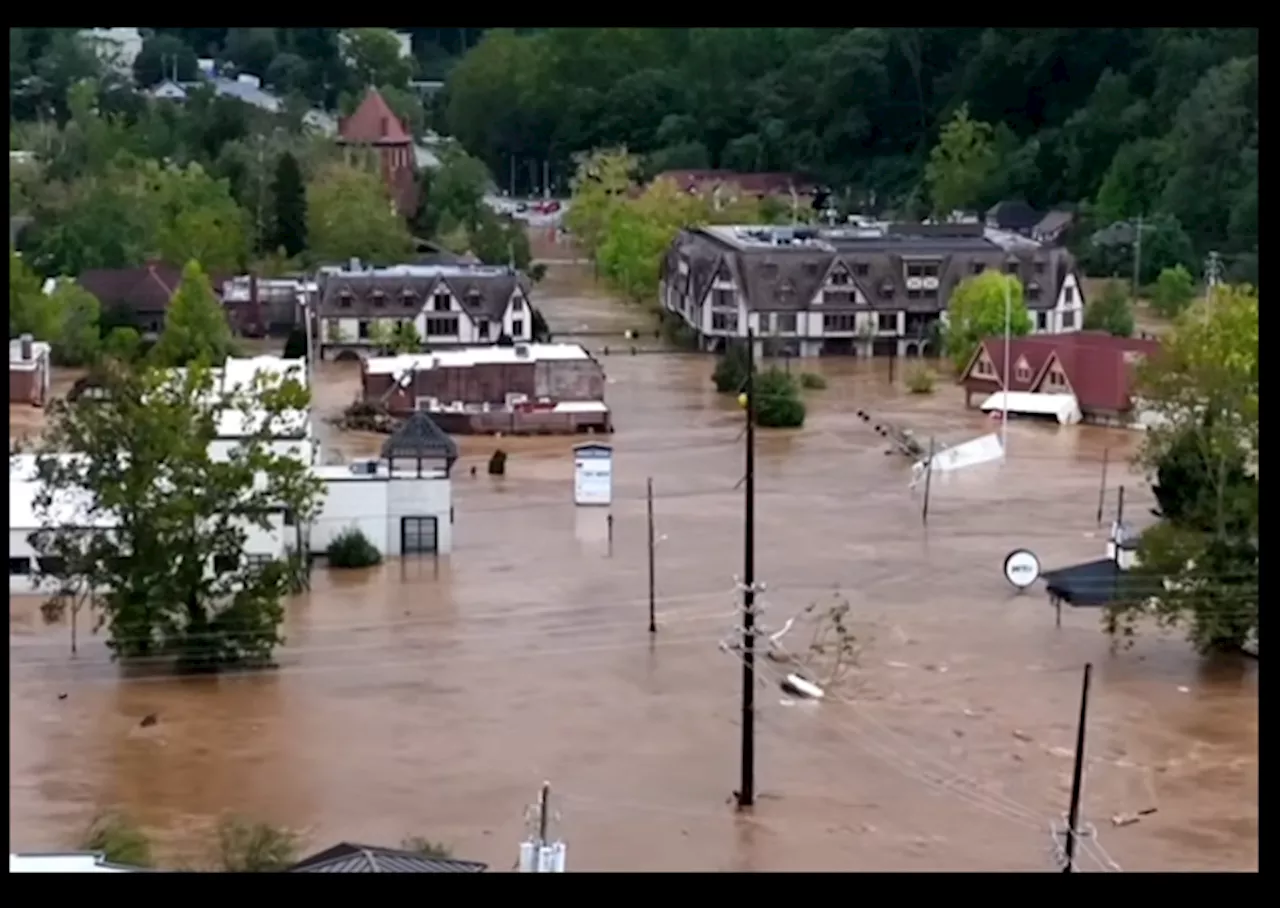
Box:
<box><xmin>310</xmin><ymin>472</ymin><xmax>453</xmax><ymax>556</ymax></box>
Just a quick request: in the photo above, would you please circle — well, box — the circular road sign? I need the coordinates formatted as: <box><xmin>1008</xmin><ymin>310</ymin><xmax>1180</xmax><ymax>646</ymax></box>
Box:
<box><xmin>1003</xmin><ymin>549</ymin><xmax>1042</xmax><ymax>590</ymax></box>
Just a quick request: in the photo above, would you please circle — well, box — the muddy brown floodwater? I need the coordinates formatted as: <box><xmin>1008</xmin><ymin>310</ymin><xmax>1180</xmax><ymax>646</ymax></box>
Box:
<box><xmin>9</xmin><ymin>282</ymin><xmax>1257</xmax><ymax>872</ymax></box>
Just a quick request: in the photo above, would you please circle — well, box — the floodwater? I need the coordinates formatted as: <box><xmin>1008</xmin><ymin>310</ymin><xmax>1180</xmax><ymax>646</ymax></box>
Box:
<box><xmin>9</xmin><ymin>284</ymin><xmax>1257</xmax><ymax>872</ymax></box>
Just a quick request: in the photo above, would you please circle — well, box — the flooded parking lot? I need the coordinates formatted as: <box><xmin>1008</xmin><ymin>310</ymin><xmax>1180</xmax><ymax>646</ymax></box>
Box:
<box><xmin>9</xmin><ymin>288</ymin><xmax>1257</xmax><ymax>872</ymax></box>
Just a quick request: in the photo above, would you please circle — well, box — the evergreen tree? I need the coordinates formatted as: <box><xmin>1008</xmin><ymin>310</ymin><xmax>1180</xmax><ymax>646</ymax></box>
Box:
<box><xmin>270</xmin><ymin>152</ymin><xmax>308</xmax><ymax>258</ymax></box>
<box><xmin>152</xmin><ymin>261</ymin><xmax>236</xmax><ymax>368</ymax></box>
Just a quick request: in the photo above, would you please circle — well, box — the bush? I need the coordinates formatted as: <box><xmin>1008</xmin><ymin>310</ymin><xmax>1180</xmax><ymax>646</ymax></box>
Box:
<box><xmin>799</xmin><ymin>371</ymin><xmax>827</xmax><ymax>390</ymax></box>
<box><xmin>215</xmin><ymin>816</ymin><xmax>302</xmax><ymax>872</ymax></box>
<box><xmin>754</xmin><ymin>367</ymin><xmax>806</xmax><ymax>428</ymax></box>
<box><xmin>401</xmin><ymin>836</ymin><xmax>453</xmax><ymax>858</ymax></box>
<box><xmin>80</xmin><ymin>810</ymin><xmax>153</xmax><ymax>868</ymax></box>
<box><xmin>906</xmin><ymin>365</ymin><xmax>936</xmax><ymax>394</ymax></box>
<box><xmin>712</xmin><ymin>342</ymin><xmax>754</xmax><ymax>393</ymax></box>
<box><xmin>327</xmin><ymin>526</ymin><xmax>382</xmax><ymax>568</ymax></box>
<box><xmin>282</xmin><ymin>327</ymin><xmax>308</xmax><ymax>359</ymax></box>
<box><xmin>488</xmin><ymin>449</ymin><xmax>508</xmax><ymax>475</ymax></box>
<box><xmin>1151</xmin><ymin>265</ymin><xmax>1196</xmax><ymax>318</ymax></box>
<box><xmin>1084</xmin><ymin>280</ymin><xmax>1136</xmax><ymax>337</ymax></box>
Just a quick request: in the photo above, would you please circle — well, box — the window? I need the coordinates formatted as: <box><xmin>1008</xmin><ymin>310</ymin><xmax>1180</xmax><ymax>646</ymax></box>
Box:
<box><xmin>1047</xmin><ymin>367</ymin><xmax>1069</xmax><ymax>389</ymax></box>
<box><xmin>970</xmin><ymin>261</ymin><xmax>985</xmax><ymax>275</ymax></box>
<box><xmin>1036</xmin><ymin>312</ymin><xmax>1049</xmax><ymax>331</ymax></box>
<box><xmin>853</xmin><ymin>262</ymin><xmax>870</xmax><ymax>277</ymax></box>
<box><xmin>1004</xmin><ymin>260</ymin><xmax>1019</xmax><ymax>275</ymax></box>
<box><xmin>1033</xmin><ymin>260</ymin><xmax>1046</xmax><ymax>275</ymax></box>
<box><xmin>10</xmin><ymin>557</ymin><xmax>32</xmax><ymax>576</ymax></box>
<box><xmin>776</xmin><ymin>313</ymin><xmax>797</xmax><ymax>334</ymax></box>
<box><xmin>426</xmin><ymin>317</ymin><xmax>459</xmax><ymax>337</ymax></box>
<box><xmin>283</xmin><ymin>509</ymin><xmax>296</xmax><ymax>527</ymax></box>
<box><xmin>711</xmin><ymin>312</ymin><xmax>737</xmax><ymax>332</ymax></box>
<box><xmin>511</xmin><ymin>319</ymin><xmax>524</xmax><ymax>337</ymax></box>
<box><xmin>477</xmin><ymin>320</ymin><xmax>490</xmax><ymax>341</ymax></box>
<box><xmin>1027</xmin><ymin>283</ymin><xmax>1041</xmax><ymax>302</ymax></box>
<box><xmin>38</xmin><ymin>556</ymin><xmax>66</xmax><ymax>576</ymax></box>
<box><xmin>823</xmin><ymin>290</ymin><xmax>854</xmax><ymax>305</ymax></box>
<box><xmin>401</xmin><ymin>290</ymin><xmax>418</xmax><ymax>309</ymax></box>
<box><xmin>877</xmin><ymin>312</ymin><xmax>898</xmax><ymax>333</ymax></box>
<box><xmin>1061</xmin><ymin>308</ymin><xmax>1076</xmax><ymax>330</ymax></box>
<box><xmin>358</xmin><ymin>320</ymin><xmax>371</xmax><ymax>339</ymax></box>
<box><xmin>401</xmin><ymin>516</ymin><xmax>438</xmax><ymax>554</ymax></box>
<box><xmin>712</xmin><ymin>289</ymin><xmax>734</xmax><ymax>308</ymax></box>
<box><xmin>339</xmin><ymin>292</ymin><xmax>353</xmax><ymax>309</ymax></box>
<box><xmin>1064</xmin><ymin>285</ymin><xmax>1076</xmax><ymax>305</ymax></box>
<box><xmin>878</xmin><ymin>281</ymin><xmax>895</xmax><ymax>300</ymax></box>
<box><xmin>511</xmin><ymin>296</ymin><xmax>525</xmax><ymax>313</ymax></box>
<box><xmin>465</xmin><ymin>290</ymin><xmax>483</xmax><ymax>309</ymax></box>
<box><xmin>1014</xmin><ymin>359</ymin><xmax>1032</xmax><ymax>382</ymax></box>
<box><xmin>972</xmin><ymin>355</ymin><xmax>995</xmax><ymax>379</ymax></box>
<box><xmin>432</xmin><ymin>292</ymin><xmax>451</xmax><ymax>312</ymax></box>
<box><xmin>822</xmin><ymin>314</ymin><xmax>856</xmax><ymax>333</ymax></box>
<box><xmin>905</xmin><ymin>261</ymin><xmax>940</xmax><ymax>278</ymax></box>
<box><xmin>829</xmin><ymin>268</ymin><xmax>850</xmax><ymax>286</ymax></box>
<box><xmin>372</xmin><ymin>291</ymin><xmax>386</xmax><ymax>309</ymax></box>
<box><xmin>213</xmin><ymin>554</ymin><xmax>237</xmax><ymax>574</ymax></box>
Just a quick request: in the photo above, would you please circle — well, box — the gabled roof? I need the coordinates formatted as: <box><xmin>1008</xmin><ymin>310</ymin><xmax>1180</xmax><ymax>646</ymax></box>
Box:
<box><xmin>339</xmin><ymin>89</ymin><xmax>413</xmax><ymax>145</ymax></box>
<box><xmin>316</xmin><ymin>268</ymin><xmax>529</xmax><ymax>322</ymax></box>
<box><xmin>382</xmin><ymin>411</ymin><xmax>458</xmax><ymax>472</ymax></box>
<box><xmin>961</xmin><ymin>332</ymin><xmax>1161</xmax><ymax>412</ymax></box>
<box><xmin>986</xmin><ymin>201</ymin><xmax>1041</xmax><ymax>231</ymax></box>
<box><xmin>77</xmin><ymin>264</ymin><xmax>184</xmax><ymax>313</ymax></box>
<box><xmin>289</xmin><ymin>842</ymin><xmax>486</xmax><ymax>873</ymax></box>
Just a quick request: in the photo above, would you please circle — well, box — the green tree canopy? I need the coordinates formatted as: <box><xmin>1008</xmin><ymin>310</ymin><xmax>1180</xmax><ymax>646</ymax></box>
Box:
<box><xmin>1151</xmin><ymin>264</ymin><xmax>1196</xmax><ymax>318</ymax></box>
<box><xmin>925</xmin><ymin>104</ymin><xmax>997</xmax><ymax>216</ymax></box>
<box><xmin>343</xmin><ymin>28</ymin><xmax>414</xmax><ymax>89</ymax></box>
<box><xmin>32</xmin><ymin>360</ymin><xmax>326</xmax><ymax>672</ymax></box>
<box><xmin>1082</xmin><ymin>280</ymin><xmax>1135</xmax><ymax>337</ymax></box>
<box><xmin>151</xmin><ymin>260</ymin><xmax>236</xmax><ymax>368</ymax></box>
<box><xmin>943</xmin><ymin>271</ymin><xmax>1032</xmax><ymax>371</ymax></box>
<box><xmin>306</xmin><ymin>161</ymin><xmax>415</xmax><ymax>265</ymax></box>
<box><xmin>269</xmin><ymin>151</ymin><xmax>308</xmax><ymax>258</ymax></box>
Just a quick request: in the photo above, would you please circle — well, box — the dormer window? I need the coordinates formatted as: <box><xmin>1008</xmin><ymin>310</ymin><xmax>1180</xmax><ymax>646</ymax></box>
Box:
<box><xmin>466</xmin><ymin>289</ymin><xmax>483</xmax><ymax>308</ymax></box>
<box><xmin>511</xmin><ymin>295</ymin><xmax>525</xmax><ymax>313</ymax></box>
<box><xmin>853</xmin><ymin>262</ymin><xmax>870</xmax><ymax>277</ymax></box>
<box><xmin>1026</xmin><ymin>281</ymin><xmax>1042</xmax><ymax>302</ymax></box>
<box><xmin>339</xmin><ymin>291</ymin><xmax>353</xmax><ymax>309</ymax></box>
<box><xmin>432</xmin><ymin>291</ymin><xmax>451</xmax><ymax>312</ymax></box>
<box><xmin>971</xmin><ymin>261</ymin><xmax>985</xmax><ymax>275</ymax></box>
<box><xmin>1004</xmin><ymin>260</ymin><xmax>1020</xmax><ymax>275</ymax></box>
<box><xmin>400</xmin><ymin>288</ymin><xmax>418</xmax><ymax>308</ymax></box>
<box><xmin>371</xmin><ymin>290</ymin><xmax>386</xmax><ymax>308</ymax></box>
<box><xmin>829</xmin><ymin>266</ymin><xmax>850</xmax><ymax>286</ymax></box>
<box><xmin>878</xmin><ymin>279</ymin><xmax>895</xmax><ymax>299</ymax></box>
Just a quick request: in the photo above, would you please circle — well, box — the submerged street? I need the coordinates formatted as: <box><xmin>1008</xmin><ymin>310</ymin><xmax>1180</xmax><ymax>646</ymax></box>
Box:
<box><xmin>9</xmin><ymin>285</ymin><xmax>1258</xmax><ymax>872</ymax></box>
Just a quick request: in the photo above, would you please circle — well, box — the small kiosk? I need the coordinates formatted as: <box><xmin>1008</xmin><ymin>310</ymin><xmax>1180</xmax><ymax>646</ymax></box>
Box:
<box><xmin>572</xmin><ymin>443</ymin><xmax>613</xmax><ymax>506</ymax></box>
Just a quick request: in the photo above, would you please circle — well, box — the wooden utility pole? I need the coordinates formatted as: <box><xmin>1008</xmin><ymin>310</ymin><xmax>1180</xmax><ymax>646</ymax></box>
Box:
<box><xmin>647</xmin><ymin>477</ymin><xmax>656</xmax><ymax>634</ymax></box>
<box><xmin>738</xmin><ymin>330</ymin><xmax>757</xmax><ymax>809</ymax></box>
<box><xmin>921</xmin><ymin>436</ymin><xmax>935</xmax><ymax>526</ymax></box>
<box><xmin>1062</xmin><ymin>663</ymin><xmax>1094</xmax><ymax>873</ymax></box>
<box><xmin>1095</xmin><ymin>448</ymin><xmax>1110</xmax><ymax>526</ymax></box>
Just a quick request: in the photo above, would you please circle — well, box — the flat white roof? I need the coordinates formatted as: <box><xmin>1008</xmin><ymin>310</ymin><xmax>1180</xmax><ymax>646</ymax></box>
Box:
<box><xmin>365</xmin><ymin>344</ymin><xmax>590</xmax><ymax>376</ymax></box>
<box><xmin>10</xmin><ymin>478</ymin><xmax>108</xmax><ymax>530</ymax></box>
<box><xmin>10</xmin><ymin>853</ymin><xmax>138</xmax><ymax>873</ymax></box>
<box><xmin>159</xmin><ymin>357</ymin><xmax>309</xmax><ymax>438</ymax></box>
<box><xmin>9</xmin><ymin>337</ymin><xmax>51</xmax><ymax>364</ymax></box>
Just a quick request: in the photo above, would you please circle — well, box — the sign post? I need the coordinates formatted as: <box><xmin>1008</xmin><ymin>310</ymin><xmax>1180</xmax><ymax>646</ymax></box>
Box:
<box><xmin>572</xmin><ymin>443</ymin><xmax>613</xmax><ymax>507</ymax></box>
<box><xmin>1003</xmin><ymin>549</ymin><xmax>1042</xmax><ymax>592</ymax></box>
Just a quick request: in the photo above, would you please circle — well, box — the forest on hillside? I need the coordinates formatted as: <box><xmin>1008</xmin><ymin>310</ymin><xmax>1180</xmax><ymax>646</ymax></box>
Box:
<box><xmin>11</xmin><ymin>28</ymin><xmax>1258</xmax><ymax>281</ymax></box>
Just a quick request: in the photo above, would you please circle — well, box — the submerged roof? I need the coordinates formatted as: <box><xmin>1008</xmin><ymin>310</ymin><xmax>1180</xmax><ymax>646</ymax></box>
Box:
<box><xmin>289</xmin><ymin>843</ymin><xmax>486</xmax><ymax>873</ymax></box>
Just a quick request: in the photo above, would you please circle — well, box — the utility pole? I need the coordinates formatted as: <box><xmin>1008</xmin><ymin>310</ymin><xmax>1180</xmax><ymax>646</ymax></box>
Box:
<box><xmin>509</xmin><ymin>155</ymin><xmax>516</xmax><ymax>198</ymax></box>
<box><xmin>1205</xmin><ymin>251</ymin><xmax>1223</xmax><ymax>304</ymax></box>
<box><xmin>1000</xmin><ymin>277</ymin><xmax>1012</xmax><ymax>459</ymax></box>
<box><xmin>518</xmin><ymin>780</ymin><xmax>567</xmax><ymax>872</ymax></box>
<box><xmin>1061</xmin><ymin>663</ymin><xmax>1094</xmax><ymax>873</ymax></box>
<box><xmin>647</xmin><ymin>477</ymin><xmax>657</xmax><ymax>634</ymax></box>
<box><xmin>543</xmin><ymin>159</ymin><xmax>551</xmax><ymax>200</ymax></box>
<box><xmin>737</xmin><ymin>329</ymin><xmax>758</xmax><ymax>809</ymax></box>
<box><xmin>1131</xmin><ymin>214</ymin><xmax>1144</xmax><ymax>297</ymax></box>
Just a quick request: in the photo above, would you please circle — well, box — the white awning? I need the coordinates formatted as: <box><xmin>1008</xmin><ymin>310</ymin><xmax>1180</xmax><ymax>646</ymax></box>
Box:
<box><xmin>980</xmin><ymin>391</ymin><xmax>1081</xmax><ymax>425</ymax></box>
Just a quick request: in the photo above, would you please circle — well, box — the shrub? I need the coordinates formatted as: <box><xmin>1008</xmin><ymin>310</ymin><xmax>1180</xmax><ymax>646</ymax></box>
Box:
<box><xmin>1151</xmin><ymin>265</ymin><xmax>1196</xmax><ymax>318</ymax></box>
<box><xmin>712</xmin><ymin>342</ymin><xmax>754</xmax><ymax>393</ymax></box>
<box><xmin>754</xmin><ymin>367</ymin><xmax>806</xmax><ymax>428</ymax></box>
<box><xmin>79</xmin><ymin>810</ymin><xmax>153</xmax><ymax>868</ymax></box>
<box><xmin>327</xmin><ymin>526</ymin><xmax>382</xmax><ymax>568</ymax></box>
<box><xmin>488</xmin><ymin>449</ymin><xmax>508</xmax><ymax>475</ymax></box>
<box><xmin>906</xmin><ymin>365</ymin><xmax>937</xmax><ymax>394</ymax></box>
<box><xmin>1084</xmin><ymin>280</ymin><xmax>1136</xmax><ymax>337</ymax></box>
<box><xmin>799</xmin><ymin>371</ymin><xmax>827</xmax><ymax>390</ymax></box>
<box><xmin>401</xmin><ymin>836</ymin><xmax>453</xmax><ymax>858</ymax></box>
<box><xmin>215</xmin><ymin>816</ymin><xmax>302</xmax><ymax>872</ymax></box>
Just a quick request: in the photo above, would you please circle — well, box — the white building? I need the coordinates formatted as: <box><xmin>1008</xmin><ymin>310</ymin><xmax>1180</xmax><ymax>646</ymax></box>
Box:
<box><xmin>314</xmin><ymin>262</ymin><xmax>536</xmax><ymax>356</ymax></box>
<box><xmin>9</xmin><ymin>357</ymin><xmax>455</xmax><ymax>594</ymax></box>
<box><xmin>10</xmin><ymin>852</ymin><xmax>144</xmax><ymax>873</ymax></box>
<box><xmin>659</xmin><ymin>223</ymin><xmax>1087</xmax><ymax>358</ymax></box>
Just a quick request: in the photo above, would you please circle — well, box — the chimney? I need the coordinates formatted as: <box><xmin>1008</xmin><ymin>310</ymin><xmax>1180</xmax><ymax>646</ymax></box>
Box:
<box><xmin>19</xmin><ymin>334</ymin><xmax>33</xmax><ymax>361</ymax></box>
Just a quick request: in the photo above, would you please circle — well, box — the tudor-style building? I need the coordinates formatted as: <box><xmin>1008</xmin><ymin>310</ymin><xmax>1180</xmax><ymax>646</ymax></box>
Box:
<box><xmin>659</xmin><ymin>222</ymin><xmax>1086</xmax><ymax>358</ymax></box>
<box><xmin>957</xmin><ymin>332</ymin><xmax>1161</xmax><ymax>427</ymax></box>
<box><xmin>314</xmin><ymin>263</ymin><xmax>535</xmax><ymax>358</ymax></box>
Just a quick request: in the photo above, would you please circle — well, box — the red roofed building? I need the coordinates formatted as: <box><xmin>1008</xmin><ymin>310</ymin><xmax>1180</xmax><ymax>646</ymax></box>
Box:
<box><xmin>338</xmin><ymin>88</ymin><xmax>419</xmax><ymax>218</ymax></box>
<box><xmin>958</xmin><ymin>331</ymin><xmax>1161</xmax><ymax>426</ymax></box>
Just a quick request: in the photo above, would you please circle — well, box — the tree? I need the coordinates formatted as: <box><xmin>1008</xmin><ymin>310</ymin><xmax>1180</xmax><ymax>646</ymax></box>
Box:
<box><xmin>133</xmin><ymin>34</ymin><xmax>199</xmax><ymax>87</ymax></box>
<box><xmin>147</xmin><ymin>161</ymin><xmax>251</xmax><ymax>274</ymax></box>
<box><xmin>151</xmin><ymin>261</ymin><xmax>236</xmax><ymax>368</ymax></box>
<box><xmin>1105</xmin><ymin>287</ymin><xmax>1258</xmax><ymax>654</ymax></box>
<box><xmin>1083</xmin><ymin>280</ymin><xmax>1135</xmax><ymax>337</ymax></box>
<box><xmin>1151</xmin><ymin>264</ymin><xmax>1196</xmax><ymax>318</ymax></box>
<box><xmin>712</xmin><ymin>341</ymin><xmax>753</xmax><ymax>393</ymax></box>
<box><xmin>401</xmin><ymin>837</ymin><xmax>453</xmax><ymax>858</ymax></box>
<box><xmin>44</xmin><ymin>280</ymin><xmax>103</xmax><ymax>366</ymax></box>
<box><xmin>269</xmin><ymin>152</ymin><xmax>308</xmax><ymax>258</ymax></box>
<box><xmin>80</xmin><ymin>811</ymin><xmax>154</xmax><ymax>868</ymax></box>
<box><xmin>225</xmin><ymin>28</ymin><xmax>279</xmax><ymax>77</ymax></box>
<box><xmin>754</xmin><ymin>367</ymin><xmax>806</xmax><ymax>428</ymax></box>
<box><xmin>924</xmin><ymin>104</ymin><xmax>997</xmax><ymax>216</ymax></box>
<box><xmin>343</xmin><ymin>28</ymin><xmax>413</xmax><ymax>89</ymax></box>
<box><xmin>565</xmin><ymin>148</ymin><xmax>638</xmax><ymax>261</ymax></box>
<box><xmin>31</xmin><ymin>360</ymin><xmax>326</xmax><ymax>672</ymax></box>
<box><xmin>306</xmin><ymin>162</ymin><xmax>415</xmax><ymax>265</ymax></box>
<box><xmin>215</xmin><ymin>816</ymin><xmax>302</xmax><ymax>872</ymax></box>
<box><xmin>943</xmin><ymin>271</ymin><xmax>1032</xmax><ymax>372</ymax></box>
<box><xmin>9</xmin><ymin>248</ymin><xmax>46</xmax><ymax>336</ymax></box>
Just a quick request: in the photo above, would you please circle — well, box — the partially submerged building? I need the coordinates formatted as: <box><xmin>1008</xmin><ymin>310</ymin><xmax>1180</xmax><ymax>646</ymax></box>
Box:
<box><xmin>314</xmin><ymin>262</ymin><xmax>536</xmax><ymax>358</ymax></box>
<box><xmin>9</xmin><ymin>335</ymin><xmax>51</xmax><ymax>407</ymax></box>
<box><xmin>659</xmin><ymin>222</ymin><xmax>1085</xmax><ymax>358</ymax></box>
<box><xmin>361</xmin><ymin>343</ymin><xmax>610</xmax><ymax>435</ymax></box>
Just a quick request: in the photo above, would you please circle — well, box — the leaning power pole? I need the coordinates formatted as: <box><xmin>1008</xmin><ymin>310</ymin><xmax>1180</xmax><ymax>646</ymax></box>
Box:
<box><xmin>1061</xmin><ymin>663</ymin><xmax>1094</xmax><ymax>873</ymax></box>
<box><xmin>1131</xmin><ymin>214</ymin><xmax>1145</xmax><ymax>296</ymax></box>
<box><xmin>737</xmin><ymin>330</ymin><xmax>758</xmax><ymax>809</ymax></box>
